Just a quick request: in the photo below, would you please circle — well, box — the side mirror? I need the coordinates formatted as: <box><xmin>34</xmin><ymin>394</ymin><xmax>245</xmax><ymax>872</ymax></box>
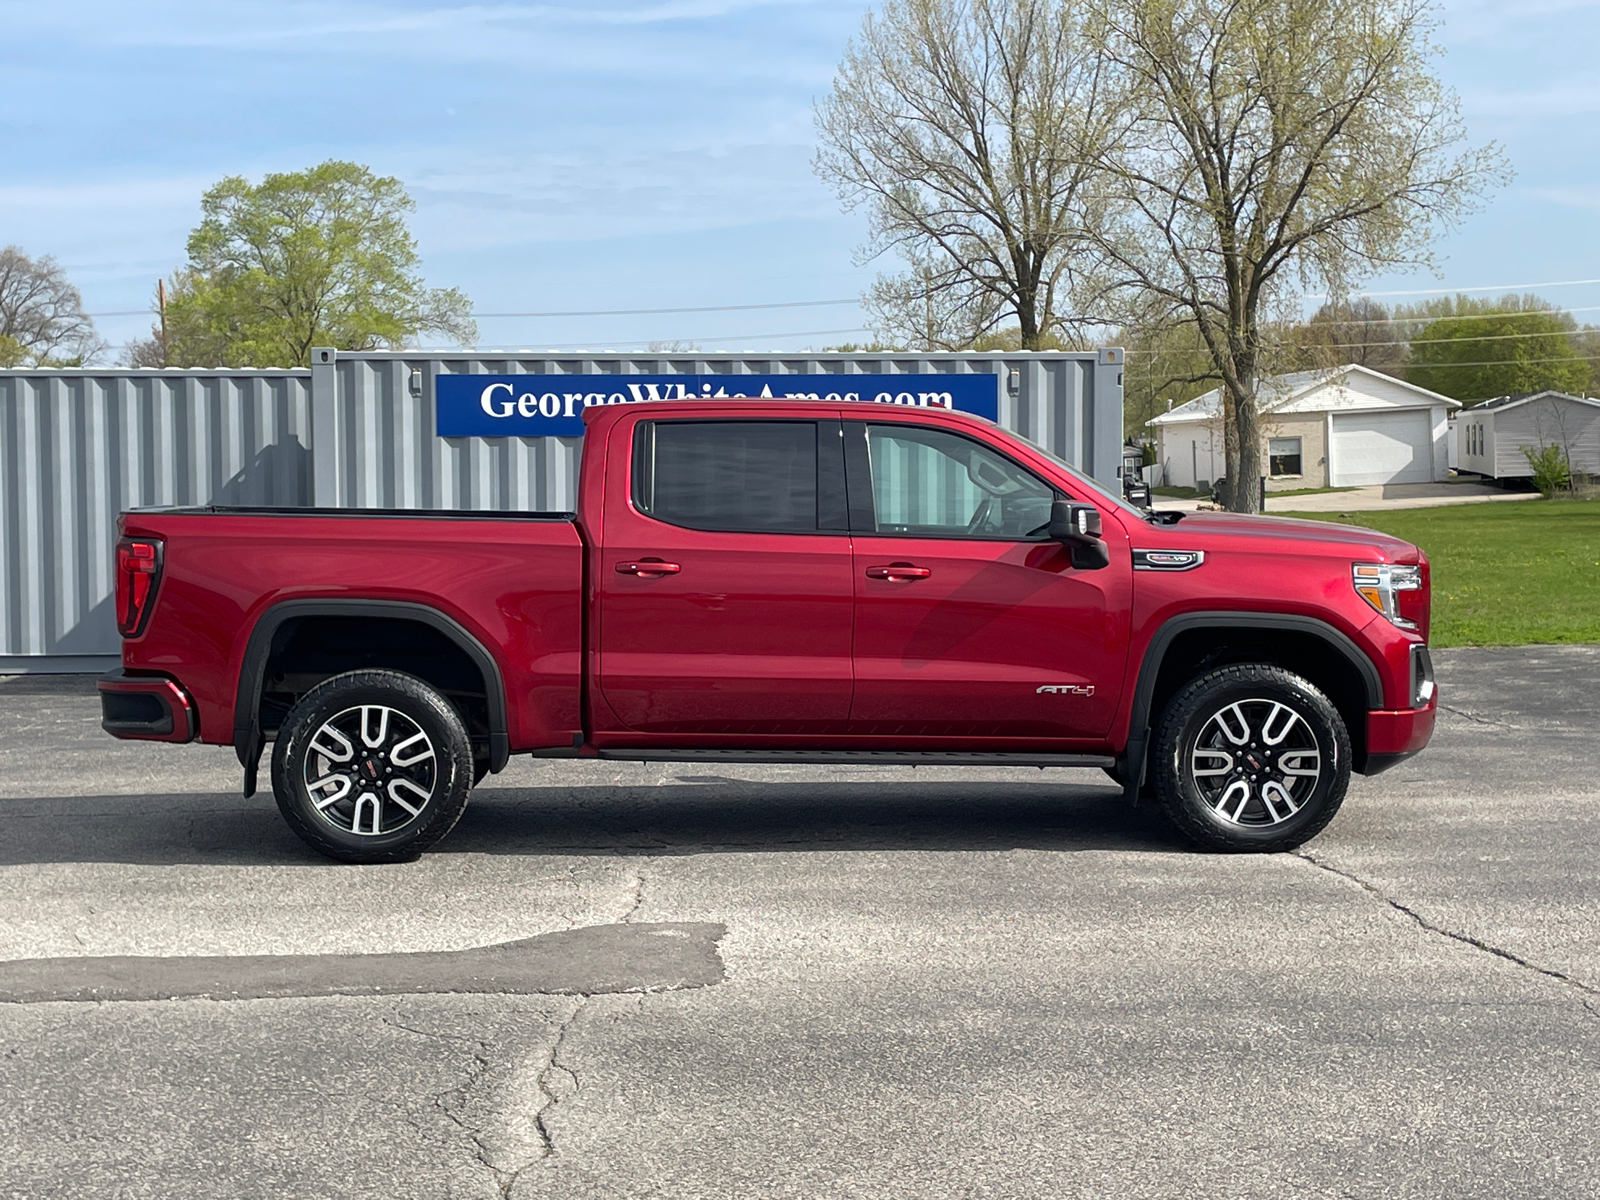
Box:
<box><xmin>1049</xmin><ymin>500</ymin><xmax>1109</xmax><ymax>570</ymax></box>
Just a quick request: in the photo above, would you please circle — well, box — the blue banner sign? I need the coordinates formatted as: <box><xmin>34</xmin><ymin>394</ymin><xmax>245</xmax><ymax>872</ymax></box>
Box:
<box><xmin>434</xmin><ymin>373</ymin><xmax>999</xmax><ymax>437</ymax></box>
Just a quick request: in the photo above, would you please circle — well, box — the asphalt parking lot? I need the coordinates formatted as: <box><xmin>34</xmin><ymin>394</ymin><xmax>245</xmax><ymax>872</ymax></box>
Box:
<box><xmin>1</xmin><ymin>646</ymin><xmax>1597</xmax><ymax>1198</ymax></box>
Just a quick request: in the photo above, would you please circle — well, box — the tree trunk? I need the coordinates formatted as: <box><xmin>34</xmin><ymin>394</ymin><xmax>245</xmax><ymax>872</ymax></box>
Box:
<box><xmin>1233</xmin><ymin>388</ymin><xmax>1262</xmax><ymax>514</ymax></box>
<box><xmin>1017</xmin><ymin>294</ymin><xmax>1041</xmax><ymax>350</ymax></box>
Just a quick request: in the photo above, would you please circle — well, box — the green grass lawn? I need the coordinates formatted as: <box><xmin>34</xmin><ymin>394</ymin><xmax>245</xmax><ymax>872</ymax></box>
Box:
<box><xmin>1290</xmin><ymin>500</ymin><xmax>1600</xmax><ymax>647</ymax></box>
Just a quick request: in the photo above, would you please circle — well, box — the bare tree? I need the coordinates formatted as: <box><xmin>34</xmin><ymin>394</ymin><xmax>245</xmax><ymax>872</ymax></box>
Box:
<box><xmin>1295</xmin><ymin>298</ymin><xmax>1406</xmax><ymax>373</ymax></box>
<box><xmin>0</xmin><ymin>246</ymin><xmax>106</xmax><ymax>365</ymax></box>
<box><xmin>1091</xmin><ymin>0</ymin><xmax>1507</xmax><ymax>511</ymax></box>
<box><xmin>814</xmin><ymin>0</ymin><xmax>1116</xmax><ymax>350</ymax></box>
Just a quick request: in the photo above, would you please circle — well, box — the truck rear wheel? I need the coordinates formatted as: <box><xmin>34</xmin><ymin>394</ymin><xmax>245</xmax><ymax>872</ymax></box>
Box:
<box><xmin>270</xmin><ymin>670</ymin><xmax>474</xmax><ymax>863</ymax></box>
<box><xmin>1152</xmin><ymin>664</ymin><xmax>1350</xmax><ymax>853</ymax></box>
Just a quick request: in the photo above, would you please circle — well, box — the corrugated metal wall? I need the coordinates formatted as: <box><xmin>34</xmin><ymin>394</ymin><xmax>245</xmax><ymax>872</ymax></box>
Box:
<box><xmin>1</xmin><ymin>370</ymin><xmax>312</xmax><ymax>668</ymax></box>
<box><xmin>1</xmin><ymin>348</ymin><xmax>1121</xmax><ymax>669</ymax></box>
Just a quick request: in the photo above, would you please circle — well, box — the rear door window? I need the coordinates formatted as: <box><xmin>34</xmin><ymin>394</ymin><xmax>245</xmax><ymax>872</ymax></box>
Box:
<box><xmin>633</xmin><ymin>420</ymin><xmax>821</xmax><ymax>533</ymax></box>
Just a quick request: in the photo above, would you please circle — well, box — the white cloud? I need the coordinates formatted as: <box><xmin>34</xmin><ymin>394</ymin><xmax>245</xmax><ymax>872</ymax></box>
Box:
<box><xmin>0</xmin><ymin>176</ymin><xmax>210</xmax><ymax>213</ymax></box>
<box><xmin>23</xmin><ymin>0</ymin><xmax>828</xmax><ymax>50</ymax></box>
<box><xmin>1522</xmin><ymin>185</ymin><xmax>1600</xmax><ymax>212</ymax></box>
<box><xmin>404</xmin><ymin>141</ymin><xmax>836</xmax><ymax>251</ymax></box>
<box><xmin>1462</xmin><ymin>81</ymin><xmax>1600</xmax><ymax>119</ymax></box>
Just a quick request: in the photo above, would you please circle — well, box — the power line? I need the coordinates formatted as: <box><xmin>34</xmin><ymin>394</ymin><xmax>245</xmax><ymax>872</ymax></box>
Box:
<box><xmin>415</xmin><ymin>327</ymin><xmax>873</xmax><ymax>352</ymax></box>
<box><xmin>85</xmin><ymin>297</ymin><xmax>863</xmax><ymax>320</ymax></box>
<box><xmin>1128</xmin><ymin>327</ymin><xmax>1600</xmax><ymax>358</ymax></box>
<box><xmin>1311</xmin><ymin>275</ymin><xmax>1600</xmax><ymax>300</ymax></box>
<box><xmin>1131</xmin><ymin>354</ymin><xmax>1600</xmax><ymax>380</ymax></box>
<box><xmin>472</xmin><ymin>298</ymin><xmax>859</xmax><ymax>318</ymax></box>
<box><xmin>1342</xmin><ymin>353</ymin><xmax>1600</xmax><ymax>370</ymax></box>
<box><xmin>1294</xmin><ymin>303</ymin><xmax>1600</xmax><ymax>328</ymax></box>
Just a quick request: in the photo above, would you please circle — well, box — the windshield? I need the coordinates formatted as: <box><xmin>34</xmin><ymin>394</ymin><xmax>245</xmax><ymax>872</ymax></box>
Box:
<box><xmin>1007</xmin><ymin>430</ymin><xmax>1150</xmax><ymax>519</ymax></box>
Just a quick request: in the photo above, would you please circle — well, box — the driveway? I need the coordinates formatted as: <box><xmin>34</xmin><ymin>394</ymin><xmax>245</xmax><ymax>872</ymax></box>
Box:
<box><xmin>1</xmin><ymin>648</ymin><xmax>1597</xmax><ymax>1198</ymax></box>
<box><xmin>1155</xmin><ymin>478</ymin><xmax>1539</xmax><ymax>514</ymax></box>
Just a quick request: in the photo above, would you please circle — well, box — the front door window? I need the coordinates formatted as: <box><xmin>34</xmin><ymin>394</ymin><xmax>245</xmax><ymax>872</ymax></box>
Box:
<box><xmin>866</xmin><ymin>424</ymin><xmax>1055</xmax><ymax>540</ymax></box>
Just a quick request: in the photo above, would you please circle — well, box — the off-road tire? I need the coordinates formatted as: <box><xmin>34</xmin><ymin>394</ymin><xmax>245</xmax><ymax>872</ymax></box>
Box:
<box><xmin>271</xmin><ymin>670</ymin><xmax>474</xmax><ymax>863</ymax></box>
<box><xmin>1152</xmin><ymin>664</ymin><xmax>1351</xmax><ymax>853</ymax></box>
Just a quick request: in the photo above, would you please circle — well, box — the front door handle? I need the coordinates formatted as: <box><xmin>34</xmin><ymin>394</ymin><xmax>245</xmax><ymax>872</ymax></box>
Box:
<box><xmin>865</xmin><ymin>563</ymin><xmax>932</xmax><ymax>581</ymax></box>
<box><xmin>616</xmin><ymin>560</ymin><xmax>682</xmax><ymax>576</ymax></box>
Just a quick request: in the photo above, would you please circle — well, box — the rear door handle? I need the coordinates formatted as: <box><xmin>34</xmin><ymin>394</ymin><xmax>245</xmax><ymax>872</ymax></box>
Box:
<box><xmin>616</xmin><ymin>560</ymin><xmax>681</xmax><ymax>576</ymax></box>
<box><xmin>865</xmin><ymin>563</ymin><xmax>932</xmax><ymax>581</ymax></box>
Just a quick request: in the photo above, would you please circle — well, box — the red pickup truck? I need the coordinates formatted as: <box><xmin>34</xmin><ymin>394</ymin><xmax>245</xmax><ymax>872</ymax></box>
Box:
<box><xmin>99</xmin><ymin>398</ymin><xmax>1436</xmax><ymax>861</ymax></box>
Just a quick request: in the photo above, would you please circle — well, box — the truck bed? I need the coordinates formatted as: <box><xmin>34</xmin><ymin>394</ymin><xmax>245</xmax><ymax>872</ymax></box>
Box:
<box><xmin>119</xmin><ymin>507</ymin><xmax>587</xmax><ymax>755</ymax></box>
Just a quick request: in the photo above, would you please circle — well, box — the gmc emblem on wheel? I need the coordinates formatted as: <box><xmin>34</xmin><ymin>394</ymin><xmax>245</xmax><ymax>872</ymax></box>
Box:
<box><xmin>1037</xmin><ymin>684</ymin><xmax>1095</xmax><ymax>696</ymax></box>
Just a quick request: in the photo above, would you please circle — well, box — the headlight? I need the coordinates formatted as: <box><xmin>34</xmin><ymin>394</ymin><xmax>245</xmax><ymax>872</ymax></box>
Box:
<box><xmin>1352</xmin><ymin>562</ymin><xmax>1421</xmax><ymax>630</ymax></box>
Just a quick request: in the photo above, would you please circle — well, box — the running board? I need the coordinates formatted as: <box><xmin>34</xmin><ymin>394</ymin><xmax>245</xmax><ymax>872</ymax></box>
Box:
<box><xmin>591</xmin><ymin>749</ymin><xmax>1115</xmax><ymax>769</ymax></box>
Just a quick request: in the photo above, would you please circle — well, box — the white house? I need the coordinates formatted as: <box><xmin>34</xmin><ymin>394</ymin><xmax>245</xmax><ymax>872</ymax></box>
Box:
<box><xmin>1456</xmin><ymin>391</ymin><xmax>1600</xmax><ymax>481</ymax></box>
<box><xmin>1147</xmin><ymin>365</ymin><xmax>1461</xmax><ymax>491</ymax></box>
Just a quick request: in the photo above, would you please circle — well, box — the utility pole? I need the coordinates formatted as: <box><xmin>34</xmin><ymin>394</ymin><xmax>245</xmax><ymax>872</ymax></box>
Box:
<box><xmin>157</xmin><ymin>279</ymin><xmax>167</xmax><ymax>366</ymax></box>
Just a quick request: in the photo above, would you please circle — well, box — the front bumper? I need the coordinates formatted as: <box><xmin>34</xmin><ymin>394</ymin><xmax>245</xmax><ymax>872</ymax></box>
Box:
<box><xmin>98</xmin><ymin>669</ymin><xmax>197</xmax><ymax>742</ymax></box>
<box><xmin>1359</xmin><ymin>700</ymin><xmax>1436</xmax><ymax>775</ymax></box>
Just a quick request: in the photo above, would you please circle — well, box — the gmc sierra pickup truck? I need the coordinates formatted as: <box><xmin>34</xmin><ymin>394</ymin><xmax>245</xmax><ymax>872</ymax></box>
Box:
<box><xmin>99</xmin><ymin>398</ymin><xmax>1436</xmax><ymax>862</ymax></box>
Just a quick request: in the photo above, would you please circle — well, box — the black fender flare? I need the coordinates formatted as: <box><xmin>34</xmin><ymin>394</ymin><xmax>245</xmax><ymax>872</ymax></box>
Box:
<box><xmin>1118</xmin><ymin>611</ymin><xmax>1384</xmax><ymax>799</ymax></box>
<box><xmin>233</xmin><ymin>599</ymin><xmax>510</xmax><ymax>789</ymax></box>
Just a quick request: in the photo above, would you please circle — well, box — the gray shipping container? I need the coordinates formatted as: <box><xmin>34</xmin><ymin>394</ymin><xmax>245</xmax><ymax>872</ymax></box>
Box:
<box><xmin>1</xmin><ymin>347</ymin><xmax>1124</xmax><ymax>672</ymax></box>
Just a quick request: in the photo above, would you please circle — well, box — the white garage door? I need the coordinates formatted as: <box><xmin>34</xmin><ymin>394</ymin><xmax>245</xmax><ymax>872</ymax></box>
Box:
<box><xmin>1330</xmin><ymin>410</ymin><xmax>1433</xmax><ymax>486</ymax></box>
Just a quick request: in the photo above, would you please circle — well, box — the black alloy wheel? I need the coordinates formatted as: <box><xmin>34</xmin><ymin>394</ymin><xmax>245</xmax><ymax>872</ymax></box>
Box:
<box><xmin>271</xmin><ymin>670</ymin><xmax>474</xmax><ymax>863</ymax></box>
<box><xmin>1152</xmin><ymin>663</ymin><xmax>1351</xmax><ymax>853</ymax></box>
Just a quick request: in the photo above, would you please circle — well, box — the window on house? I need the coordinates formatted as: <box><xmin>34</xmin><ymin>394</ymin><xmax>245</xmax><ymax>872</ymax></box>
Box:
<box><xmin>1268</xmin><ymin>436</ymin><xmax>1303</xmax><ymax>477</ymax></box>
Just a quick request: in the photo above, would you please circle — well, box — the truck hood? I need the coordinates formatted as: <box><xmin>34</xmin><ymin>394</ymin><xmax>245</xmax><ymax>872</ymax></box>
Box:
<box><xmin>1146</xmin><ymin>511</ymin><xmax>1420</xmax><ymax>562</ymax></box>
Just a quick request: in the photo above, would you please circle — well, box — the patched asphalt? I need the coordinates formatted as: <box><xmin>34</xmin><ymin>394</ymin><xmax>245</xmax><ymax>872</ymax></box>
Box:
<box><xmin>0</xmin><ymin>648</ymin><xmax>1597</xmax><ymax>1198</ymax></box>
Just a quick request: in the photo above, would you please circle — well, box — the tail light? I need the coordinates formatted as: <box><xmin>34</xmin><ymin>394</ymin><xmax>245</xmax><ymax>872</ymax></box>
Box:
<box><xmin>115</xmin><ymin>537</ymin><xmax>163</xmax><ymax>637</ymax></box>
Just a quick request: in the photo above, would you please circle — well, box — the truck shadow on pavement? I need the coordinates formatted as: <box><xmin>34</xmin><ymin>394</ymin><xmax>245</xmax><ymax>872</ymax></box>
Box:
<box><xmin>0</xmin><ymin>779</ymin><xmax>1188</xmax><ymax>866</ymax></box>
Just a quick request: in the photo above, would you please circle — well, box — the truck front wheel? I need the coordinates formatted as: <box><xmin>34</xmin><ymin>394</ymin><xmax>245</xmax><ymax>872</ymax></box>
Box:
<box><xmin>270</xmin><ymin>670</ymin><xmax>474</xmax><ymax>863</ymax></box>
<box><xmin>1152</xmin><ymin>664</ymin><xmax>1351</xmax><ymax>853</ymax></box>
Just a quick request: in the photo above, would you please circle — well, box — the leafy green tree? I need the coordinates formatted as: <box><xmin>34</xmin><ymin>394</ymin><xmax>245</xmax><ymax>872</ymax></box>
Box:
<box><xmin>1403</xmin><ymin>294</ymin><xmax>1588</xmax><ymax>402</ymax></box>
<box><xmin>158</xmin><ymin>161</ymin><xmax>475</xmax><ymax>368</ymax></box>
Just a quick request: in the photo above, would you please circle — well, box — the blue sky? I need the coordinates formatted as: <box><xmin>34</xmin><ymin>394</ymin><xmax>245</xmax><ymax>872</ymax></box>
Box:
<box><xmin>2</xmin><ymin>0</ymin><xmax>1597</xmax><ymax>356</ymax></box>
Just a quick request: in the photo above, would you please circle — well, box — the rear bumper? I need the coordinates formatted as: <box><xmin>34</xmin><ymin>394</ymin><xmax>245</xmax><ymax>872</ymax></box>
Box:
<box><xmin>98</xmin><ymin>669</ymin><xmax>197</xmax><ymax>742</ymax></box>
<box><xmin>1358</xmin><ymin>700</ymin><xmax>1436</xmax><ymax>775</ymax></box>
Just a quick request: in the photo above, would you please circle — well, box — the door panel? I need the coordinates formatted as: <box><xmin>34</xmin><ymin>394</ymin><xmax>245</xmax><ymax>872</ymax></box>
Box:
<box><xmin>597</xmin><ymin>417</ymin><xmax>855</xmax><ymax>735</ymax></box>
<box><xmin>847</xmin><ymin>421</ymin><xmax>1129</xmax><ymax>741</ymax></box>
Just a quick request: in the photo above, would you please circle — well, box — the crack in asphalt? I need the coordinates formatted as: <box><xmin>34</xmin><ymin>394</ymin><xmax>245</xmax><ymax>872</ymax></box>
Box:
<box><xmin>1294</xmin><ymin>852</ymin><xmax>1599</xmax><ymax>999</ymax></box>
<box><xmin>621</xmin><ymin>873</ymin><xmax>645</xmax><ymax>923</ymax></box>
<box><xmin>530</xmin><ymin>998</ymin><xmax>588</xmax><ymax>1171</ymax></box>
<box><xmin>382</xmin><ymin>1018</ymin><xmax>510</xmax><ymax>1194</ymax></box>
<box><xmin>383</xmin><ymin>1000</ymin><xmax>597</xmax><ymax>1197</ymax></box>
<box><xmin>1437</xmin><ymin>703</ymin><xmax>1518</xmax><ymax>730</ymax></box>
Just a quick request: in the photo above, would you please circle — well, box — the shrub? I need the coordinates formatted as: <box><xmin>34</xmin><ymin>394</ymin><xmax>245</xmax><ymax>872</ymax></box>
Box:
<box><xmin>1523</xmin><ymin>443</ymin><xmax>1571</xmax><ymax>497</ymax></box>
